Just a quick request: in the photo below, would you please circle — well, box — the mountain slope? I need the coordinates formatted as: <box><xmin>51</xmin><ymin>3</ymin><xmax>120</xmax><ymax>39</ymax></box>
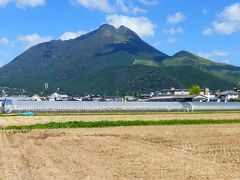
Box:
<box><xmin>0</xmin><ymin>24</ymin><xmax>168</xmax><ymax>93</ymax></box>
<box><xmin>0</xmin><ymin>25</ymin><xmax>239</xmax><ymax>95</ymax></box>
<box><xmin>161</xmin><ymin>50</ymin><xmax>240</xmax><ymax>86</ymax></box>
<box><xmin>77</xmin><ymin>65</ymin><xmax>235</xmax><ymax>95</ymax></box>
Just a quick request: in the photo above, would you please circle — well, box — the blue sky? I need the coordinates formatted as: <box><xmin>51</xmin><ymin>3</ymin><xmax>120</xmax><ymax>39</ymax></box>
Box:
<box><xmin>0</xmin><ymin>0</ymin><xmax>240</xmax><ymax>67</ymax></box>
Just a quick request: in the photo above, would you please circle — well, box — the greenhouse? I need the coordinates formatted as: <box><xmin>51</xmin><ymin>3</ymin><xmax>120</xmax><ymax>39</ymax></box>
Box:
<box><xmin>3</xmin><ymin>100</ymin><xmax>189</xmax><ymax>113</ymax></box>
<box><xmin>2</xmin><ymin>100</ymin><xmax>240</xmax><ymax>113</ymax></box>
<box><xmin>188</xmin><ymin>102</ymin><xmax>240</xmax><ymax>111</ymax></box>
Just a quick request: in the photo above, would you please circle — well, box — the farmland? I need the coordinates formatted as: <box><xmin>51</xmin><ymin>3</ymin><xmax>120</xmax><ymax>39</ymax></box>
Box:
<box><xmin>1</xmin><ymin>112</ymin><xmax>240</xmax><ymax>179</ymax></box>
<box><xmin>1</xmin><ymin>111</ymin><xmax>240</xmax><ymax>128</ymax></box>
<box><xmin>1</xmin><ymin>124</ymin><xmax>240</xmax><ymax>179</ymax></box>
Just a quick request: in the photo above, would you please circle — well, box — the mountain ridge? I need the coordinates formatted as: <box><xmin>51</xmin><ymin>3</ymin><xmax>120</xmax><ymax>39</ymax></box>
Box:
<box><xmin>0</xmin><ymin>24</ymin><xmax>239</xmax><ymax>95</ymax></box>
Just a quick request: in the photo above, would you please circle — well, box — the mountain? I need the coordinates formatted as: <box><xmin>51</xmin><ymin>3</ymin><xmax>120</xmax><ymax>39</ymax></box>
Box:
<box><xmin>161</xmin><ymin>50</ymin><xmax>240</xmax><ymax>86</ymax></box>
<box><xmin>0</xmin><ymin>24</ymin><xmax>239</xmax><ymax>95</ymax></box>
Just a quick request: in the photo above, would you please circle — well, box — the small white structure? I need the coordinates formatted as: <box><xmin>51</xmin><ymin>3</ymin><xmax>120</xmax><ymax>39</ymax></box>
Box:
<box><xmin>193</xmin><ymin>95</ymin><xmax>218</xmax><ymax>102</ymax></box>
<box><xmin>219</xmin><ymin>90</ymin><xmax>239</xmax><ymax>101</ymax></box>
<box><xmin>156</xmin><ymin>88</ymin><xmax>190</xmax><ymax>96</ymax></box>
<box><xmin>124</xmin><ymin>96</ymin><xmax>138</xmax><ymax>101</ymax></box>
<box><xmin>31</xmin><ymin>95</ymin><xmax>42</xmax><ymax>101</ymax></box>
<box><xmin>49</xmin><ymin>93</ymin><xmax>69</xmax><ymax>101</ymax></box>
<box><xmin>104</xmin><ymin>96</ymin><xmax>124</xmax><ymax>102</ymax></box>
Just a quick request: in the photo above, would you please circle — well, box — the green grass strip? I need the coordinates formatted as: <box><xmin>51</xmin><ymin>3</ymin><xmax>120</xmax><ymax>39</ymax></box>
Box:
<box><xmin>1</xmin><ymin>111</ymin><xmax>240</xmax><ymax>117</ymax></box>
<box><xmin>3</xmin><ymin>119</ymin><xmax>240</xmax><ymax>130</ymax></box>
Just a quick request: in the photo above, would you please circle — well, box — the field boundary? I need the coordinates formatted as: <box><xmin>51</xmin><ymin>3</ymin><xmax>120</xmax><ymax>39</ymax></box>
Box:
<box><xmin>2</xmin><ymin>119</ymin><xmax>240</xmax><ymax>130</ymax></box>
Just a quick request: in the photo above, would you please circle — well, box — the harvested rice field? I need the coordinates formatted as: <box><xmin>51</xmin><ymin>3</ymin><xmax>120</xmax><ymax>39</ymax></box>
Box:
<box><xmin>1</xmin><ymin>124</ymin><xmax>240</xmax><ymax>179</ymax></box>
<box><xmin>1</xmin><ymin>112</ymin><xmax>240</xmax><ymax>127</ymax></box>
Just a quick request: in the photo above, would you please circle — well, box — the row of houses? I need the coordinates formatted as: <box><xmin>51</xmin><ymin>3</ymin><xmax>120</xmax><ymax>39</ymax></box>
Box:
<box><xmin>141</xmin><ymin>87</ymin><xmax>240</xmax><ymax>102</ymax></box>
<box><xmin>1</xmin><ymin>87</ymin><xmax>240</xmax><ymax>103</ymax></box>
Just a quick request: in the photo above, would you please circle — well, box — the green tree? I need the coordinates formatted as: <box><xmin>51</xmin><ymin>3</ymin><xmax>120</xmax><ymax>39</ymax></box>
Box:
<box><xmin>189</xmin><ymin>84</ymin><xmax>201</xmax><ymax>95</ymax></box>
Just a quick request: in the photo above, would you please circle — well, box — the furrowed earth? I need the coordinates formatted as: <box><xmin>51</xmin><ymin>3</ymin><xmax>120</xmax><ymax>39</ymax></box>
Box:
<box><xmin>1</xmin><ymin>113</ymin><xmax>240</xmax><ymax>179</ymax></box>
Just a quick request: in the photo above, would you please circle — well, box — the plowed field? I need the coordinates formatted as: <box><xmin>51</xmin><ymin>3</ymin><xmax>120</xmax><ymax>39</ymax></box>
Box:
<box><xmin>1</xmin><ymin>124</ymin><xmax>240</xmax><ymax>179</ymax></box>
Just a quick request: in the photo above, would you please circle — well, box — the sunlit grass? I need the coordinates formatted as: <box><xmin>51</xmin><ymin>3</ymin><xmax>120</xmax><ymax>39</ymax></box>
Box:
<box><xmin>3</xmin><ymin>119</ymin><xmax>240</xmax><ymax>130</ymax></box>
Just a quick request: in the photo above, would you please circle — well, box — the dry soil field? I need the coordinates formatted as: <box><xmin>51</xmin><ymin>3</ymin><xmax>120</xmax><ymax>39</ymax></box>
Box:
<box><xmin>1</xmin><ymin>124</ymin><xmax>240</xmax><ymax>179</ymax></box>
<box><xmin>1</xmin><ymin>112</ymin><xmax>240</xmax><ymax>127</ymax></box>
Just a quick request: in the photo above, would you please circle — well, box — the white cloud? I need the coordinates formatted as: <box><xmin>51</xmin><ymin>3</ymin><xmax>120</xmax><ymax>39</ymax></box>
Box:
<box><xmin>17</xmin><ymin>34</ymin><xmax>52</xmax><ymax>49</ymax></box>
<box><xmin>204</xmin><ymin>3</ymin><xmax>240</xmax><ymax>35</ymax></box>
<box><xmin>72</xmin><ymin>0</ymin><xmax>114</xmax><ymax>13</ymax></box>
<box><xmin>163</xmin><ymin>27</ymin><xmax>184</xmax><ymax>35</ymax></box>
<box><xmin>220</xmin><ymin>3</ymin><xmax>240</xmax><ymax>22</ymax></box>
<box><xmin>0</xmin><ymin>0</ymin><xmax>44</xmax><ymax>8</ymax></box>
<box><xmin>15</xmin><ymin>0</ymin><xmax>45</xmax><ymax>8</ymax></box>
<box><xmin>139</xmin><ymin>0</ymin><xmax>159</xmax><ymax>6</ymax></box>
<box><xmin>106</xmin><ymin>14</ymin><xmax>155</xmax><ymax>37</ymax></box>
<box><xmin>0</xmin><ymin>37</ymin><xmax>10</xmax><ymax>45</ymax></box>
<box><xmin>0</xmin><ymin>0</ymin><xmax>9</xmax><ymax>7</ymax></box>
<box><xmin>197</xmin><ymin>50</ymin><xmax>230</xmax><ymax>59</ymax></box>
<box><xmin>167</xmin><ymin>12</ymin><xmax>186</xmax><ymax>24</ymax></box>
<box><xmin>212</xmin><ymin>20</ymin><xmax>239</xmax><ymax>35</ymax></box>
<box><xmin>60</xmin><ymin>31</ymin><xmax>87</xmax><ymax>41</ymax></box>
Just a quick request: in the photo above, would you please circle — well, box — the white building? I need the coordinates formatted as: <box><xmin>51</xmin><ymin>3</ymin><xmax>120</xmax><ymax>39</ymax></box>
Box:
<box><xmin>49</xmin><ymin>93</ymin><xmax>69</xmax><ymax>101</ymax></box>
<box><xmin>219</xmin><ymin>90</ymin><xmax>239</xmax><ymax>101</ymax></box>
<box><xmin>156</xmin><ymin>88</ymin><xmax>190</xmax><ymax>96</ymax></box>
<box><xmin>31</xmin><ymin>95</ymin><xmax>42</xmax><ymax>101</ymax></box>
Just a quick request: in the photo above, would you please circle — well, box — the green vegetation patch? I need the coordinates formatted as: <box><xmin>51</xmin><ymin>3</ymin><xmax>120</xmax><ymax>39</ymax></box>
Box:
<box><xmin>3</xmin><ymin>119</ymin><xmax>240</xmax><ymax>130</ymax></box>
<box><xmin>133</xmin><ymin>59</ymin><xmax>159</xmax><ymax>67</ymax></box>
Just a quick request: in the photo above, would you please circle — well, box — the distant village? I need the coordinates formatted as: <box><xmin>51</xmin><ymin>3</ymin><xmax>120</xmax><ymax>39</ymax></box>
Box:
<box><xmin>1</xmin><ymin>86</ymin><xmax>240</xmax><ymax>103</ymax></box>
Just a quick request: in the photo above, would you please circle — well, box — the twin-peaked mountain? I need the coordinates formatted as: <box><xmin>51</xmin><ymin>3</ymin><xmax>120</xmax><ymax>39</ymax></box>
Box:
<box><xmin>0</xmin><ymin>24</ymin><xmax>239</xmax><ymax>95</ymax></box>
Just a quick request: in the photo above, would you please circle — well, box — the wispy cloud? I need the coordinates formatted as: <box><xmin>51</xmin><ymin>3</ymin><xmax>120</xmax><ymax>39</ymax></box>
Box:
<box><xmin>0</xmin><ymin>0</ymin><xmax>9</xmax><ymax>7</ymax></box>
<box><xmin>72</xmin><ymin>0</ymin><xmax>114</xmax><ymax>13</ymax></box>
<box><xmin>203</xmin><ymin>28</ymin><xmax>213</xmax><ymax>35</ymax></box>
<box><xmin>163</xmin><ymin>27</ymin><xmax>184</xmax><ymax>35</ymax></box>
<box><xmin>15</xmin><ymin>0</ymin><xmax>45</xmax><ymax>8</ymax></box>
<box><xmin>203</xmin><ymin>3</ymin><xmax>240</xmax><ymax>35</ymax></box>
<box><xmin>139</xmin><ymin>0</ymin><xmax>159</xmax><ymax>6</ymax></box>
<box><xmin>0</xmin><ymin>0</ymin><xmax>45</xmax><ymax>8</ymax></box>
<box><xmin>0</xmin><ymin>37</ymin><xmax>10</xmax><ymax>45</ymax></box>
<box><xmin>167</xmin><ymin>12</ymin><xmax>186</xmax><ymax>24</ymax></box>
<box><xmin>116</xmin><ymin>0</ymin><xmax>145</xmax><ymax>15</ymax></box>
<box><xmin>72</xmin><ymin>0</ymin><xmax>145</xmax><ymax>15</ymax></box>
<box><xmin>197</xmin><ymin>50</ymin><xmax>230</xmax><ymax>59</ymax></box>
